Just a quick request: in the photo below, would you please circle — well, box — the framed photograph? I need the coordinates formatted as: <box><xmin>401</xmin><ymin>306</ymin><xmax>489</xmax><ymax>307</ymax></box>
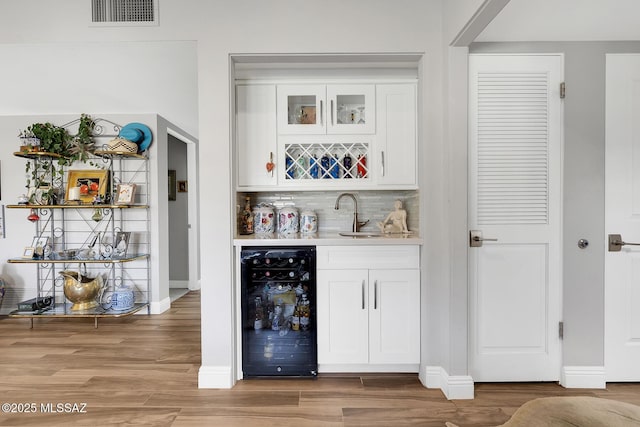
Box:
<box><xmin>178</xmin><ymin>180</ymin><xmax>188</xmax><ymax>193</ymax></box>
<box><xmin>66</xmin><ymin>169</ymin><xmax>109</xmax><ymax>204</ymax></box>
<box><xmin>113</xmin><ymin>231</ymin><xmax>131</xmax><ymax>258</ymax></box>
<box><xmin>168</xmin><ymin>170</ymin><xmax>177</xmax><ymax>201</ymax></box>
<box><xmin>22</xmin><ymin>247</ymin><xmax>35</xmax><ymax>258</ymax></box>
<box><xmin>115</xmin><ymin>183</ymin><xmax>137</xmax><ymax>205</ymax></box>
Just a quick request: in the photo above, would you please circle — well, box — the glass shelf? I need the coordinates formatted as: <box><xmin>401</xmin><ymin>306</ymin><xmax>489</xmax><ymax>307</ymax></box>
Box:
<box><xmin>7</xmin><ymin>254</ymin><xmax>149</xmax><ymax>264</ymax></box>
<box><xmin>7</xmin><ymin>204</ymin><xmax>148</xmax><ymax>209</ymax></box>
<box><xmin>14</xmin><ymin>150</ymin><xmax>146</xmax><ymax>160</ymax></box>
<box><xmin>13</xmin><ymin>151</ymin><xmax>64</xmax><ymax>160</ymax></box>
<box><xmin>93</xmin><ymin>150</ymin><xmax>147</xmax><ymax>160</ymax></box>
<box><xmin>9</xmin><ymin>303</ymin><xmax>150</xmax><ymax>328</ymax></box>
<box><xmin>9</xmin><ymin>302</ymin><xmax>148</xmax><ymax>317</ymax></box>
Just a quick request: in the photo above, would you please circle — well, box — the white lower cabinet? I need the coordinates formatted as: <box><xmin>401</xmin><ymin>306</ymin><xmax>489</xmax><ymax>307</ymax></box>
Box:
<box><xmin>316</xmin><ymin>246</ymin><xmax>420</xmax><ymax>372</ymax></box>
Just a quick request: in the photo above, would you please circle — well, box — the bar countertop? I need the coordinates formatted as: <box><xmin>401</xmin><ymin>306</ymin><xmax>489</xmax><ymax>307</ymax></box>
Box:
<box><xmin>233</xmin><ymin>231</ymin><xmax>423</xmax><ymax>247</ymax></box>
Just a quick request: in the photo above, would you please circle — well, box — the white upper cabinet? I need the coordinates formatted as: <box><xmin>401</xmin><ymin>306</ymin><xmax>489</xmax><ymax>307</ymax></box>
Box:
<box><xmin>237</xmin><ymin>80</ymin><xmax>417</xmax><ymax>190</ymax></box>
<box><xmin>326</xmin><ymin>84</ymin><xmax>376</xmax><ymax>134</ymax></box>
<box><xmin>277</xmin><ymin>84</ymin><xmax>375</xmax><ymax>135</ymax></box>
<box><xmin>236</xmin><ymin>84</ymin><xmax>278</xmax><ymax>188</ymax></box>
<box><xmin>277</xmin><ymin>85</ymin><xmax>326</xmax><ymax>135</ymax></box>
<box><xmin>375</xmin><ymin>84</ymin><xmax>417</xmax><ymax>188</ymax></box>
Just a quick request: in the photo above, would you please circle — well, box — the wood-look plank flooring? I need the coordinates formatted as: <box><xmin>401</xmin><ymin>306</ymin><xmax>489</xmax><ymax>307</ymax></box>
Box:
<box><xmin>1</xmin><ymin>291</ymin><xmax>639</xmax><ymax>426</ymax></box>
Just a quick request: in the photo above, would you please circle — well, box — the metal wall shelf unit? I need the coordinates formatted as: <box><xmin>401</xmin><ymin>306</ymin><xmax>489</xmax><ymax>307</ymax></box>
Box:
<box><xmin>7</xmin><ymin>145</ymin><xmax>151</xmax><ymax>328</ymax></box>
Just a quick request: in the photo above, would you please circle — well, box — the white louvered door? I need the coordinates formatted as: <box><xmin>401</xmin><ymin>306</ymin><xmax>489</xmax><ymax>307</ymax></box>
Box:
<box><xmin>468</xmin><ymin>54</ymin><xmax>563</xmax><ymax>381</ymax></box>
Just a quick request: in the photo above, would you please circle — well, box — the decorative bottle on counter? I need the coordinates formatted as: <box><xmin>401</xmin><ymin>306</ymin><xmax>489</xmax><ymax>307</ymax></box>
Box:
<box><xmin>239</xmin><ymin>196</ymin><xmax>254</xmax><ymax>235</ymax></box>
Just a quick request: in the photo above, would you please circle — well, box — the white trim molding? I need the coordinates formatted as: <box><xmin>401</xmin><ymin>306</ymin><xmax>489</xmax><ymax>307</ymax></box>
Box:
<box><xmin>560</xmin><ymin>366</ymin><xmax>606</xmax><ymax>389</ymax></box>
<box><xmin>170</xmin><ymin>280</ymin><xmax>190</xmax><ymax>289</ymax></box>
<box><xmin>423</xmin><ymin>366</ymin><xmax>475</xmax><ymax>400</ymax></box>
<box><xmin>190</xmin><ymin>279</ymin><xmax>202</xmax><ymax>291</ymax></box>
<box><xmin>149</xmin><ymin>296</ymin><xmax>171</xmax><ymax>314</ymax></box>
<box><xmin>198</xmin><ymin>365</ymin><xmax>235</xmax><ymax>389</ymax></box>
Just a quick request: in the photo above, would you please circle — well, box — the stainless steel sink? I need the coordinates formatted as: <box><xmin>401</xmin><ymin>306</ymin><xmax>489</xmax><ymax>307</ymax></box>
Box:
<box><xmin>338</xmin><ymin>231</ymin><xmax>384</xmax><ymax>238</ymax></box>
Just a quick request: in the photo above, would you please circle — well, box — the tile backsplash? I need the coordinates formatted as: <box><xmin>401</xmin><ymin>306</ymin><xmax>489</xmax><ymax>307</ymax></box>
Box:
<box><xmin>237</xmin><ymin>190</ymin><xmax>419</xmax><ymax>234</ymax></box>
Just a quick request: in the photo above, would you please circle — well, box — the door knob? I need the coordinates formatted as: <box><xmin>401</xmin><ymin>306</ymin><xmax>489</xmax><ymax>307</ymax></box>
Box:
<box><xmin>608</xmin><ymin>234</ymin><xmax>640</xmax><ymax>252</ymax></box>
<box><xmin>469</xmin><ymin>230</ymin><xmax>498</xmax><ymax>248</ymax></box>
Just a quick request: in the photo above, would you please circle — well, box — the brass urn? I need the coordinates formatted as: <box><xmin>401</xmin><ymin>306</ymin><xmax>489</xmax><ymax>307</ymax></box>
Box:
<box><xmin>60</xmin><ymin>271</ymin><xmax>103</xmax><ymax>311</ymax></box>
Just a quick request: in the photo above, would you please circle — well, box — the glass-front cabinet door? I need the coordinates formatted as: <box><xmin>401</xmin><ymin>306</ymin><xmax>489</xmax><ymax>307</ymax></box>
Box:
<box><xmin>327</xmin><ymin>84</ymin><xmax>375</xmax><ymax>134</ymax></box>
<box><xmin>277</xmin><ymin>85</ymin><xmax>326</xmax><ymax>134</ymax></box>
<box><xmin>277</xmin><ymin>84</ymin><xmax>375</xmax><ymax>135</ymax></box>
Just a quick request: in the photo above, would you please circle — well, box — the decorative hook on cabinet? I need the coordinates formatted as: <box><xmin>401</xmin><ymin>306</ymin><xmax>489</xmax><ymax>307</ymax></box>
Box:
<box><xmin>266</xmin><ymin>152</ymin><xmax>275</xmax><ymax>177</ymax></box>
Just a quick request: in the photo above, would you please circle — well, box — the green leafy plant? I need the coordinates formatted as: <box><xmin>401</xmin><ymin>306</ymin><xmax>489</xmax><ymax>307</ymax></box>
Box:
<box><xmin>67</xmin><ymin>113</ymin><xmax>96</xmax><ymax>163</ymax></box>
<box><xmin>26</xmin><ymin>122</ymin><xmax>70</xmax><ymax>155</ymax></box>
<box><xmin>21</xmin><ymin>114</ymin><xmax>101</xmax><ymax>204</ymax></box>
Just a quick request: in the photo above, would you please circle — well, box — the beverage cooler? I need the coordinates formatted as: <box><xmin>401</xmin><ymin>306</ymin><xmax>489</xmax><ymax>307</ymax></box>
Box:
<box><xmin>240</xmin><ymin>246</ymin><xmax>317</xmax><ymax>377</ymax></box>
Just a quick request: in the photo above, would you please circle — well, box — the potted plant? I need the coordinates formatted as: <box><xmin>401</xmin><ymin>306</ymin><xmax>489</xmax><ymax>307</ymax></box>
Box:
<box><xmin>20</xmin><ymin>114</ymin><xmax>99</xmax><ymax>204</ymax></box>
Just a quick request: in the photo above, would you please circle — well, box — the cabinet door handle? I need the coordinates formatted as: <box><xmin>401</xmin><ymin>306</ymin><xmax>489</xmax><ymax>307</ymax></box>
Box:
<box><xmin>374</xmin><ymin>280</ymin><xmax>378</xmax><ymax>310</ymax></box>
<box><xmin>381</xmin><ymin>151</ymin><xmax>385</xmax><ymax>177</ymax></box>
<box><xmin>331</xmin><ymin>99</ymin><xmax>334</xmax><ymax>126</ymax></box>
<box><xmin>362</xmin><ymin>280</ymin><xmax>365</xmax><ymax>310</ymax></box>
<box><xmin>320</xmin><ymin>100</ymin><xmax>323</xmax><ymax>126</ymax></box>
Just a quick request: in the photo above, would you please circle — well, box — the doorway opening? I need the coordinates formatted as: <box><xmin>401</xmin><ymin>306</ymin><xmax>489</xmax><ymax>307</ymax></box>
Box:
<box><xmin>167</xmin><ymin>129</ymin><xmax>200</xmax><ymax>301</ymax></box>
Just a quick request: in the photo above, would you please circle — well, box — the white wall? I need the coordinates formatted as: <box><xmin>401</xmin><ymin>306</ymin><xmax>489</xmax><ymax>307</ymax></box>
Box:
<box><xmin>0</xmin><ymin>0</ymin><xmax>484</xmax><ymax>389</ymax></box>
<box><xmin>0</xmin><ymin>42</ymin><xmax>198</xmax><ymax>138</ymax></box>
<box><xmin>476</xmin><ymin>0</ymin><xmax>640</xmax><ymax>42</ymax></box>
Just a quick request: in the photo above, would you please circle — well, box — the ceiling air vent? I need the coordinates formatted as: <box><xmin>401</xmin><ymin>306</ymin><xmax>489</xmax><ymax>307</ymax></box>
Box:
<box><xmin>91</xmin><ymin>0</ymin><xmax>158</xmax><ymax>26</ymax></box>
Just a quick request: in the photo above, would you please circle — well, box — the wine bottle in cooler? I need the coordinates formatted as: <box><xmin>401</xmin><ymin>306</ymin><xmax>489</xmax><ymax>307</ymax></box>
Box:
<box><xmin>253</xmin><ymin>297</ymin><xmax>264</xmax><ymax>330</ymax></box>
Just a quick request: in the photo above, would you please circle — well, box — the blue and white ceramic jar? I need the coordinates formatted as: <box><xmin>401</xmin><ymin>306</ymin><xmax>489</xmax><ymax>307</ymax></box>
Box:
<box><xmin>109</xmin><ymin>285</ymin><xmax>135</xmax><ymax>311</ymax></box>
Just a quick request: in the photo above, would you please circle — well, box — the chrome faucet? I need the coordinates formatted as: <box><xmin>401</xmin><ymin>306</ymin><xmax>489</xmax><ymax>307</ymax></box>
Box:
<box><xmin>335</xmin><ymin>193</ymin><xmax>369</xmax><ymax>232</ymax></box>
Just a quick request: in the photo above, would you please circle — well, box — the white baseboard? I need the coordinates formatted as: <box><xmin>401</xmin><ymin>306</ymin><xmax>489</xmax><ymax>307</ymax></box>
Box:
<box><xmin>149</xmin><ymin>296</ymin><xmax>171</xmax><ymax>314</ymax></box>
<box><xmin>170</xmin><ymin>280</ymin><xmax>189</xmax><ymax>289</ymax></box>
<box><xmin>560</xmin><ymin>366</ymin><xmax>606</xmax><ymax>389</ymax></box>
<box><xmin>423</xmin><ymin>366</ymin><xmax>474</xmax><ymax>400</ymax></box>
<box><xmin>189</xmin><ymin>279</ymin><xmax>201</xmax><ymax>291</ymax></box>
<box><xmin>198</xmin><ymin>365</ymin><xmax>235</xmax><ymax>389</ymax></box>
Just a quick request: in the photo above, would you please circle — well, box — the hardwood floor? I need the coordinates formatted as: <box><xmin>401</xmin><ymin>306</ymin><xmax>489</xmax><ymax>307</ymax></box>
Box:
<box><xmin>1</xmin><ymin>291</ymin><xmax>639</xmax><ymax>426</ymax></box>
